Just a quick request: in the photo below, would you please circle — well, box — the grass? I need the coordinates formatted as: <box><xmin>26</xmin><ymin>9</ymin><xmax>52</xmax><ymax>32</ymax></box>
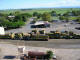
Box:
<box><xmin>0</xmin><ymin>8</ymin><xmax>80</xmax><ymax>14</ymax></box>
<box><xmin>0</xmin><ymin>8</ymin><xmax>80</xmax><ymax>21</ymax></box>
<box><xmin>51</xmin><ymin>16</ymin><xmax>59</xmax><ymax>20</ymax></box>
<box><xmin>69</xmin><ymin>16</ymin><xmax>78</xmax><ymax>20</ymax></box>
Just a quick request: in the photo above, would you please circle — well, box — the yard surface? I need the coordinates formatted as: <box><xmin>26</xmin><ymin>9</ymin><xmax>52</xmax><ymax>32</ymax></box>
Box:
<box><xmin>0</xmin><ymin>40</ymin><xmax>80</xmax><ymax>60</ymax></box>
<box><xmin>6</xmin><ymin>17</ymin><xmax>80</xmax><ymax>35</ymax></box>
<box><xmin>1</xmin><ymin>8</ymin><xmax>80</xmax><ymax>60</ymax></box>
<box><xmin>0</xmin><ymin>39</ymin><xmax>80</xmax><ymax>49</ymax></box>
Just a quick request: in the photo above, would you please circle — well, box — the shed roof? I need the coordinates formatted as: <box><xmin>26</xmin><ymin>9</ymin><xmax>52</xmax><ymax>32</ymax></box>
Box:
<box><xmin>34</xmin><ymin>21</ymin><xmax>44</xmax><ymax>25</ymax></box>
<box><xmin>34</xmin><ymin>21</ymin><xmax>50</xmax><ymax>25</ymax></box>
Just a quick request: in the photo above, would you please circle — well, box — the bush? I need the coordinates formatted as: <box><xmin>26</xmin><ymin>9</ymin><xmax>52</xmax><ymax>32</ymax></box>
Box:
<box><xmin>61</xmin><ymin>35</ymin><xmax>71</xmax><ymax>39</ymax></box>
<box><xmin>46</xmin><ymin>51</ymin><xmax>53</xmax><ymax>59</ymax></box>
<box><xmin>22</xmin><ymin>33</ymin><xmax>30</xmax><ymax>40</ymax></box>
<box><xmin>32</xmin><ymin>30</ymin><xmax>37</xmax><ymax>34</ymax></box>
<box><xmin>10</xmin><ymin>33</ymin><xmax>16</xmax><ymax>39</ymax></box>
<box><xmin>39</xmin><ymin>30</ymin><xmax>45</xmax><ymax>34</ymax></box>
<box><xmin>69</xmin><ymin>31</ymin><xmax>74</xmax><ymax>36</ymax></box>
<box><xmin>46</xmin><ymin>33</ymin><xmax>54</xmax><ymax>39</ymax></box>
<box><xmin>50</xmin><ymin>31</ymin><xmax>55</xmax><ymax>33</ymax></box>
<box><xmin>14</xmin><ymin>33</ymin><xmax>23</xmax><ymax>40</ymax></box>
<box><xmin>0</xmin><ymin>34</ymin><xmax>10</xmax><ymax>39</ymax></box>
<box><xmin>73</xmin><ymin>34</ymin><xmax>80</xmax><ymax>39</ymax></box>
<box><xmin>46</xmin><ymin>33</ymin><xmax>61</xmax><ymax>39</ymax></box>
<box><xmin>30</xmin><ymin>34</ymin><xmax>49</xmax><ymax>41</ymax></box>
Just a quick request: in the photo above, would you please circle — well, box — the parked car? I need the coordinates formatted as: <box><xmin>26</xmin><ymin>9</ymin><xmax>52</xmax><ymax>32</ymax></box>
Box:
<box><xmin>75</xmin><ymin>27</ymin><xmax>80</xmax><ymax>30</ymax></box>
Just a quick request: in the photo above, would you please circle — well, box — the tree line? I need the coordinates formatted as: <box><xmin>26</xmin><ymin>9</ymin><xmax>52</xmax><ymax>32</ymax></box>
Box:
<box><xmin>0</xmin><ymin>9</ymin><xmax>80</xmax><ymax>30</ymax></box>
<box><xmin>0</xmin><ymin>12</ymin><xmax>32</xmax><ymax>30</ymax></box>
<box><xmin>33</xmin><ymin>10</ymin><xmax>80</xmax><ymax>22</ymax></box>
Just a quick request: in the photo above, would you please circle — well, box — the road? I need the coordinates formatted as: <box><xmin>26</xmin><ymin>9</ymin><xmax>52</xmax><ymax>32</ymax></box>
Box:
<box><xmin>0</xmin><ymin>39</ymin><xmax>80</xmax><ymax>49</ymax></box>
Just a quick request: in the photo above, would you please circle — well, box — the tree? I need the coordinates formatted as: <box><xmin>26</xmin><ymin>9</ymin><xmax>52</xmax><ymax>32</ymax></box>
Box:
<box><xmin>0</xmin><ymin>17</ymin><xmax>9</xmax><ymax>27</ymax></box>
<box><xmin>51</xmin><ymin>11</ymin><xmax>57</xmax><ymax>16</ymax></box>
<box><xmin>33</xmin><ymin>12</ymin><xmax>38</xmax><ymax>17</ymax></box>
<box><xmin>65</xmin><ymin>17</ymin><xmax>69</xmax><ymax>22</ymax></box>
<box><xmin>37</xmin><ymin>13</ymin><xmax>42</xmax><ymax>19</ymax></box>
<box><xmin>15</xmin><ymin>11</ymin><xmax>20</xmax><ymax>15</ymax></box>
<box><xmin>21</xmin><ymin>13</ymin><xmax>32</xmax><ymax>18</ymax></box>
<box><xmin>59</xmin><ymin>16</ymin><xmax>65</xmax><ymax>20</ymax></box>
<box><xmin>76</xmin><ymin>16</ymin><xmax>80</xmax><ymax>22</ymax></box>
<box><xmin>14</xmin><ymin>15</ymin><xmax>22</xmax><ymax>22</ymax></box>
<box><xmin>9</xmin><ymin>13</ymin><xmax>14</xmax><ymax>15</ymax></box>
<box><xmin>42</xmin><ymin>12</ymin><xmax>51</xmax><ymax>22</ymax></box>
<box><xmin>22</xmin><ymin>16</ymin><xmax>27</xmax><ymax>22</ymax></box>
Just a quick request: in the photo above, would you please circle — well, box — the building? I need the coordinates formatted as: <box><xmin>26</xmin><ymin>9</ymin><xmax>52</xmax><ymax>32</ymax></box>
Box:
<box><xmin>31</xmin><ymin>21</ymin><xmax>50</xmax><ymax>28</ymax></box>
<box><xmin>0</xmin><ymin>27</ymin><xmax>5</xmax><ymax>35</ymax></box>
<box><xmin>8</xmin><ymin>16</ymin><xmax>15</xmax><ymax>18</ymax></box>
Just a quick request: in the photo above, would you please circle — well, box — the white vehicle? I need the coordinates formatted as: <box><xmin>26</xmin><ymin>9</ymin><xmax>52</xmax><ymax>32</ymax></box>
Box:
<box><xmin>0</xmin><ymin>27</ymin><xmax>5</xmax><ymax>35</ymax></box>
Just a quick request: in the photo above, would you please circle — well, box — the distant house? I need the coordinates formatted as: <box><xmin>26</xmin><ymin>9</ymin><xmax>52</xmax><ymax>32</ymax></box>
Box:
<box><xmin>8</xmin><ymin>16</ymin><xmax>15</xmax><ymax>18</ymax></box>
<box><xmin>0</xmin><ymin>27</ymin><xmax>5</xmax><ymax>35</ymax></box>
<box><xmin>31</xmin><ymin>21</ymin><xmax>50</xmax><ymax>28</ymax></box>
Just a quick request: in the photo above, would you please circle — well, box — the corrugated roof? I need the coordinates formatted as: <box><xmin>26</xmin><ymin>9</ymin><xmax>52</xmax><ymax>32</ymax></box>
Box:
<box><xmin>34</xmin><ymin>21</ymin><xmax>45</xmax><ymax>25</ymax></box>
<box><xmin>34</xmin><ymin>21</ymin><xmax>50</xmax><ymax>25</ymax></box>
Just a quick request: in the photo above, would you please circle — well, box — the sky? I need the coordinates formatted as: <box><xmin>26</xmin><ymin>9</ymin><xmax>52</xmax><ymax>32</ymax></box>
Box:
<box><xmin>0</xmin><ymin>0</ymin><xmax>80</xmax><ymax>10</ymax></box>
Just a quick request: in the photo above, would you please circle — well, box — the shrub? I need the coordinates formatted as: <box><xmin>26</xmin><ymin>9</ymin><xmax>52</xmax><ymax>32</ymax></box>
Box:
<box><xmin>0</xmin><ymin>34</ymin><xmax>10</xmax><ymax>39</ymax></box>
<box><xmin>22</xmin><ymin>33</ymin><xmax>30</xmax><ymax>40</ymax></box>
<box><xmin>73</xmin><ymin>34</ymin><xmax>80</xmax><ymax>39</ymax></box>
<box><xmin>53</xmin><ymin>33</ymin><xmax>61</xmax><ymax>39</ymax></box>
<box><xmin>46</xmin><ymin>51</ymin><xmax>53</xmax><ymax>59</ymax></box>
<box><xmin>46</xmin><ymin>33</ymin><xmax>61</xmax><ymax>39</ymax></box>
<box><xmin>32</xmin><ymin>30</ymin><xmax>37</xmax><ymax>34</ymax></box>
<box><xmin>61</xmin><ymin>35</ymin><xmax>71</xmax><ymax>39</ymax></box>
<box><xmin>50</xmin><ymin>31</ymin><xmax>55</xmax><ymax>33</ymax></box>
<box><xmin>46</xmin><ymin>33</ymin><xmax>54</xmax><ymax>39</ymax></box>
<box><xmin>39</xmin><ymin>30</ymin><xmax>45</xmax><ymax>34</ymax></box>
<box><xmin>14</xmin><ymin>33</ymin><xmax>23</xmax><ymax>40</ymax></box>
<box><xmin>69</xmin><ymin>31</ymin><xmax>74</xmax><ymax>36</ymax></box>
<box><xmin>10</xmin><ymin>33</ymin><xmax>15</xmax><ymax>39</ymax></box>
<box><xmin>30</xmin><ymin>34</ymin><xmax>49</xmax><ymax>41</ymax></box>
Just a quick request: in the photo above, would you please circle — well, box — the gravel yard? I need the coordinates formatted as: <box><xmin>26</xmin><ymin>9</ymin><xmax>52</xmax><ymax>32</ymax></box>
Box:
<box><xmin>6</xmin><ymin>18</ymin><xmax>80</xmax><ymax>35</ymax></box>
<box><xmin>0</xmin><ymin>41</ymin><xmax>80</xmax><ymax>60</ymax></box>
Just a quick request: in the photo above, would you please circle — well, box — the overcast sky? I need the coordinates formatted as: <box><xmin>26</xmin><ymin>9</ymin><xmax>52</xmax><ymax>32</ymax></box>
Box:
<box><xmin>0</xmin><ymin>0</ymin><xmax>80</xmax><ymax>10</ymax></box>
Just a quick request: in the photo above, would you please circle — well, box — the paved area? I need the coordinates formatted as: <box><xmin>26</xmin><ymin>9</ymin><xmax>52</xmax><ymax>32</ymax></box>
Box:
<box><xmin>50</xmin><ymin>22</ymin><xmax>80</xmax><ymax>35</ymax></box>
<box><xmin>5</xmin><ymin>18</ymin><xmax>33</xmax><ymax>33</ymax></box>
<box><xmin>5</xmin><ymin>18</ymin><xmax>80</xmax><ymax>35</ymax></box>
<box><xmin>0</xmin><ymin>42</ymin><xmax>80</xmax><ymax>60</ymax></box>
<box><xmin>0</xmin><ymin>39</ymin><xmax>80</xmax><ymax>49</ymax></box>
<box><xmin>0</xmin><ymin>43</ymin><xmax>19</xmax><ymax>60</ymax></box>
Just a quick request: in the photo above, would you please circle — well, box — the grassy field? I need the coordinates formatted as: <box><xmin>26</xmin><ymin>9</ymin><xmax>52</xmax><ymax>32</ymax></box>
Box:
<box><xmin>0</xmin><ymin>8</ymin><xmax>80</xmax><ymax>14</ymax></box>
<box><xmin>0</xmin><ymin>8</ymin><xmax>80</xmax><ymax>20</ymax></box>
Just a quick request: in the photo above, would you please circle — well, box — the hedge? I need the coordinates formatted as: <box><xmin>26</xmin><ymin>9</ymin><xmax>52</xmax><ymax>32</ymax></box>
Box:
<box><xmin>0</xmin><ymin>34</ymin><xmax>10</xmax><ymax>39</ymax></box>
<box><xmin>30</xmin><ymin>34</ymin><xmax>49</xmax><ymax>41</ymax></box>
<box><xmin>46</xmin><ymin>33</ymin><xmax>61</xmax><ymax>39</ymax></box>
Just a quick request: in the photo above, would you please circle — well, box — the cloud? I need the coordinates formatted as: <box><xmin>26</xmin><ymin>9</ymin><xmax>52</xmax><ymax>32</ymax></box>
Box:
<box><xmin>59</xmin><ymin>0</ymin><xmax>80</xmax><ymax>7</ymax></box>
<box><xmin>33</xmin><ymin>0</ymin><xmax>80</xmax><ymax>8</ymax></box>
